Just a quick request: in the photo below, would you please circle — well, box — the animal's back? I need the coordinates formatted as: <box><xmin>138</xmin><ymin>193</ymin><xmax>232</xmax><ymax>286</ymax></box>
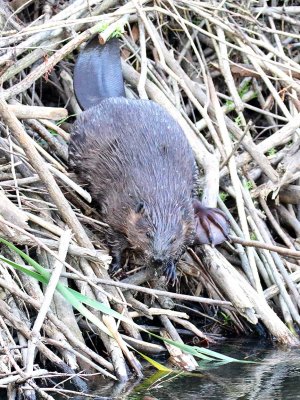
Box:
<box><xmin>70</xmin><ymin>38</ymin><xmax>229</xmax><ymax>281</ymax></box>
<box><xmin>69</xmin><ymin>97</ymin><xmax>195</xmax><ymax>210</ymax></box>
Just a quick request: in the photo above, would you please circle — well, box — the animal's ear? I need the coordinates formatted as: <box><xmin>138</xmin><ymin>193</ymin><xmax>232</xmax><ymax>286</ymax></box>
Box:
<box><xmin>128</xmin><ymin>203</ymin><xmax>148</xmax><ymax>230</ymax></box>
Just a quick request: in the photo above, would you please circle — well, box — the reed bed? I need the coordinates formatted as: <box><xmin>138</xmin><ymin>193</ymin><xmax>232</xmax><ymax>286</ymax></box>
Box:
<box><xmin>0</xmin><ymin>0</ymin><xmax>300</xmax><ymax>398</ymax></box>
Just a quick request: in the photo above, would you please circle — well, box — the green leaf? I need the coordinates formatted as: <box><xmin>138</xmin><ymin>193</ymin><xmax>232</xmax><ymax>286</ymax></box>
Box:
<box><xmin>0</xmin><ymin>238</ymin><xmax>111</xmax><ymax>336</ymax></box>
<box><xmin>134</xmin><ymin>350</ymin><xmax>171</xmax><ymax>372</ymax></box>
<box><xmin>67</xmin><ymin>287</ymin><xmax>145</xmax><ymax>329</ymax></box>
<box><xmin>56</xmin><ymin>113</ymin><xmax>77</xmax><ymax>126</ymax></box>
<box><xmin>0</xmin><ymin>238</ymin><xmax>49</xmax><ymax>277</ymax></box>
<box><xmin>0</xmin><ymin>255</ymin><xmax>46</xmax><ymax>282</ymax></box>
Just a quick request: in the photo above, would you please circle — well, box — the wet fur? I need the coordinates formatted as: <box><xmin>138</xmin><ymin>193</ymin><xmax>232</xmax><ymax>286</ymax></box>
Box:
<box><xmin>69</xmin><ymin>97</ymin><xmax>196</xmax><ymax>268</ymax></box>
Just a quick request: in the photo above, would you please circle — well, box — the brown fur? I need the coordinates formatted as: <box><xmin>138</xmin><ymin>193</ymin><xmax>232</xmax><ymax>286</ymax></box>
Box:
<box><xmin>69</xmin><ymin>97</ymin><xmax>196</xmax><ymax>274</ymax></box>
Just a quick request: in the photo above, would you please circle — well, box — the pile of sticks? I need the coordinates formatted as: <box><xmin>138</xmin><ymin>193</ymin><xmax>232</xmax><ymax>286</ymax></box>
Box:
<box><xmin>0</xmin><ymin>0</ymin><xmax>300</xmax><ymax>398</ymax></box>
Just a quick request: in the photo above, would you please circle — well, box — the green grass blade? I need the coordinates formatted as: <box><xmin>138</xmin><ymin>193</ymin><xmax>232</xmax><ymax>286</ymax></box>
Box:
<box><xmin>0</xmin><ymin>255</ymin><xmax>47</xmax><ymax>283</ymax></box>
<box><xmin>192</xmin><ymin>346</ymin><xmax>240</xmax><ymax>362</ymax></box>
<box><xmin>0</xmin><ymin>238</ymin><xmax>49</xmax><ymax>277</ymax></box>
<box><xmin>0</xmin><ymin>239</ymin><xmax>112</xmax><ymax>336</ymax></box>
<box><xmin>67</xmin><ymin>287</ymin><xmax>146</xmax><ymax>329</ymax></box>
<box><xmin>145</xmin><ymin>333</ymin><xmax>253</xmax><ymax>363</ymax></box>
<box><xmin>135</xmin><ymin>351</ymin><xmax>171</xmax><ymax>372</ymax></box>
<box><xmin>55</xmin><ymin>282</ymin><xmax>112</xmax><ymax>336</ymax></box>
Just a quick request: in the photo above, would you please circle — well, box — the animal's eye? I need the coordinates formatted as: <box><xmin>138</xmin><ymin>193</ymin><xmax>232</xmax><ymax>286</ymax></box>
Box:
<box><xmin>146</xmin><ymin>231</ymin><xmax>152</xmax><ymax>239</ymax></box>
<box><xmin>136</xmin><ymin>201</ymin><xmax>145</xmax><ymax>213</ymax></box>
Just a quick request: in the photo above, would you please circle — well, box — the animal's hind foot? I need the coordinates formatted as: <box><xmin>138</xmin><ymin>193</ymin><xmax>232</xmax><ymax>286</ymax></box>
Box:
<box><xmin>192</xmin><ymin>199</ymin><xmax>230</xmax><ymax>246</ymax></box>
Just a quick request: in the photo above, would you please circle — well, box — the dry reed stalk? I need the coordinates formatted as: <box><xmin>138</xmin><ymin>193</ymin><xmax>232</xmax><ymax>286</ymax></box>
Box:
<box><xmin>1</xmin><ymin>0</ymin><xmax>300</xmax><ymax>396</ymax></box>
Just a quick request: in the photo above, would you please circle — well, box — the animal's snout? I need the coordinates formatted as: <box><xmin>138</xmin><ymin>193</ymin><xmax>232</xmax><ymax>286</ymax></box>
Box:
<box><xmin>152</xmin><ymin>257</ymin><xmax>164</xmax><ymax>268</ymax></box>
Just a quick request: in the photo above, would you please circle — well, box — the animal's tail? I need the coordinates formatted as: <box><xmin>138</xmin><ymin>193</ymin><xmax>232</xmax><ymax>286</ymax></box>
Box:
<box><xmin>73</xmin><ymin>36</ymin><xmax>125</xmax><ymax>110</ymax></box>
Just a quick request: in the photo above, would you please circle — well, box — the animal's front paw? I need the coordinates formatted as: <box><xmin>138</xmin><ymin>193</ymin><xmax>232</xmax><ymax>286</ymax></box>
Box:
<box><xmin>193</xmin><ymin>199</ymin><xmax>230</xmax><ymax>246</ymax></box>
<box><xmin>163</xmin><ymin>260</ymin><xmax>177</xmax><ymax>286</ymax></box>
<box><xmin>109</xmin><ymin>251</ymin><xmax>122</xmax><ymax>274</ymax></box>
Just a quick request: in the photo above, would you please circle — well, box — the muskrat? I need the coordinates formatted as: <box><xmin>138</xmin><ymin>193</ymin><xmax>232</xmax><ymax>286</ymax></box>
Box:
<box><xmin>69</xmin><ymin>36</ymin><xmax>229</xmax><ymax>283</ymax></box>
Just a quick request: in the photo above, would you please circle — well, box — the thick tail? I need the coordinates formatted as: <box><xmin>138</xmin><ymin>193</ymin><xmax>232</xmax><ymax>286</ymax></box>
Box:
<box><xmin>73</xmin><ymin>36</ymin><xmax>126</xmax><ymax>110</ymax></box>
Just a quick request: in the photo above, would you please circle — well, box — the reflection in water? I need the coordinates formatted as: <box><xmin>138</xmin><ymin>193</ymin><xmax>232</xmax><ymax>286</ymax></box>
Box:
<box><xmin>72</xmin><ymin>340</ymin><xmax>300</xmax><ymax>400</ymax></box>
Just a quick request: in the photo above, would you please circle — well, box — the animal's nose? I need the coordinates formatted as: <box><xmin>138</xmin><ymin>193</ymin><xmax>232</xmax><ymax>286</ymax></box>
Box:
<box><xmin>152</xmin><ymin>258</ymin><xmax>163</xmax><ymax>267</ymax></box>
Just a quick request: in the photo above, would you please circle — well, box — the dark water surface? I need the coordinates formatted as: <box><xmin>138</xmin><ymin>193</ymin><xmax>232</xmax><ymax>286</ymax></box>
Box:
<box><xmin>72</xmin><ymin>339</ymin><xmax>300</xmax><ymax>400</ymax></box>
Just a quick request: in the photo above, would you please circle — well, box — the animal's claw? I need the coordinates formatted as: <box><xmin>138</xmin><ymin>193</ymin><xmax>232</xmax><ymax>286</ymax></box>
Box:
<box><xmin>109</xmin><ymin>261</ymin><xmax>120</xmax><ymax>274</ymax></box>
<box><xmin>164</xmin><ymin>261</ymin><xmax>177</xmax><ymax>286</ymax></box>
<box><xmin>193</xmin><ymin>199</ymin><xmax>230</xmax><ymax>246</ymax></box>
<box><xmin>109</xmin><ymin>251</ymin><xmax>122</xmax><ymax>274</ymax></box>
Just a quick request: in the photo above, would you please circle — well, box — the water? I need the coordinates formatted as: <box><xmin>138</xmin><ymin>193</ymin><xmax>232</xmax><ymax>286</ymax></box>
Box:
<box><xmin>68</xmin><ymin>339</ymin><xmax>300</xmax><ymax>400</ymax></box>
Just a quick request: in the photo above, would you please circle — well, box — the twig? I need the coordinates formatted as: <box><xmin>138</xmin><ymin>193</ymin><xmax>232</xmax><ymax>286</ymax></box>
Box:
<box><xmin>0</xmin><ymin>97</ymin><xmax>93</xmax><ymax>248</ymax></box>
<box><xmin>6</xmin><ymin>105</ymin><xmax>68</xmax><ymax>120</ymax></box>
<box><xmin>230</xmin><ymin>236</ymin><xmax>300</xmax><ymax>259</ymax></box>
<box><xmin>55</xmin><ymin>273</ymin><xmax>233</xmax><ymax>307</ymax></box>
<box><xmin>25</xmin><ymin>229</ymin><xmax>72</xmax><ymax>377</ymax></box>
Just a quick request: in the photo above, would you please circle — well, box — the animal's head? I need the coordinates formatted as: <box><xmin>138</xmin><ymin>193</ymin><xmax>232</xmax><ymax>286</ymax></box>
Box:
<box><xmin>125</xmin><ymin>200</ymin><xmax>195</xmax><ymax>278</ymax></box>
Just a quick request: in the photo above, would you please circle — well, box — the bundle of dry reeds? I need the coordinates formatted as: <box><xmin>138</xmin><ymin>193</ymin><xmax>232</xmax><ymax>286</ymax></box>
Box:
<box><xmin>0</xmin><ymin>0</ymin><xmax>300</xmax><ymax>398</ymax></box>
